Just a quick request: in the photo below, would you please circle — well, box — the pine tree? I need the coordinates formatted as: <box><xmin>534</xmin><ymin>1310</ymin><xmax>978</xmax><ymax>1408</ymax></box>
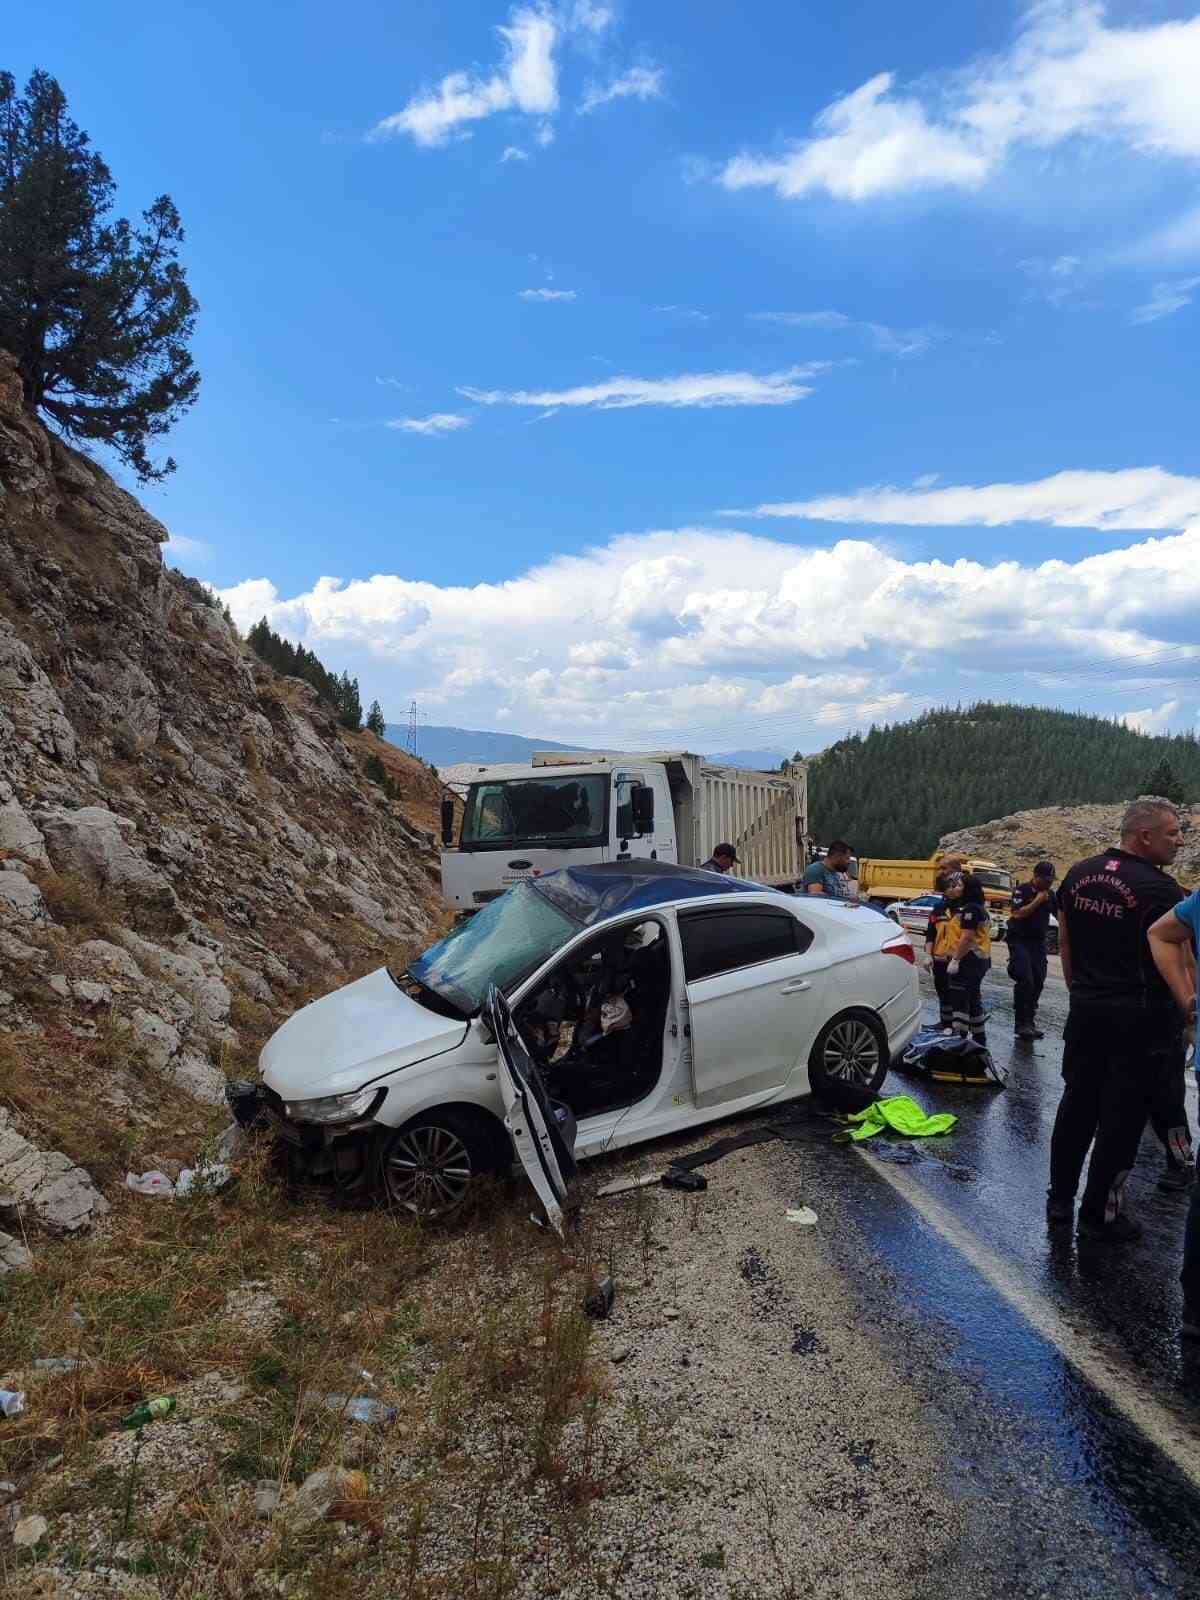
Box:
<box><xmin>366</xmin><ymin>700</ymin><xmax>386</xmax><ymax>737</ymax></box>
<box><xmin>0</xmin><ymin>70</ymin><xmax>199</xmax><ymax>481</ymax></box>
<box><xmin>335</xmin><ymin>671</ymin><xmax>362</xmax><ymax>732</ymax></box>
<box><xmin>1140</xmin><ymin>757</ymin><xmax>1189</xmax><ymax>805</ymax></box>
<box><xmin>364</xmin><ymin>752</ymin><xmax>387</xmax><ymax>785</ymax></box>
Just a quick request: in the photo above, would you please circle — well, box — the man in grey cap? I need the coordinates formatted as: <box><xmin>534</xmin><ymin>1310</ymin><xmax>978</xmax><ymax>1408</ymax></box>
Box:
<box><xmin>1007</xmin><ymin>860</ymin><xmax>1056</xmax><ymax>1040</ymax></box>
<box><xmin>700</xmin><ymin>842</ymin><xmax>738</xmax><ymax>874</ymax></box>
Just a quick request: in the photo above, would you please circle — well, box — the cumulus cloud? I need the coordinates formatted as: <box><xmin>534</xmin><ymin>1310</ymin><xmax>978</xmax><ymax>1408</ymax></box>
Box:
<box><xmin>163</xmin><ymin>534</ymin><xmax>213</xmax><ymax>564</ymax></box>
<box><xmin>500</xmin><ymin>145</ymin><xmax>529</xmax><ymax>162</ymax></box>
<box><xmin>218</xmin><ymin>509</ymin><xmax>1200</xmax><ymax>751</ymax></box>
<box><xmin>1120</xmin><ymin>699</ymin><xmax>1181</xmax><ymax>734</ymax></box>
<box><xmin>458</xmin><ymin>364</ymin><xmax>828</xmax><ymax>410</ymax></box>
<box><xmin>751</xmin><ymin>309</ymin><xmax>938</xmax><ymax>358</ymax></box>
<box><xmin>385</xmin><ymin>413</ymin><xmax>472</xmax><ymax>436</ymax></box>
<box><xmin>518</xmin><ymin>287</ymin><xmax>578</xmax><ymax>301</ymax></box>
<box><xmin>717</xmin><ymin>3</ymin><xmax>1200</xmax><ymax>203</ymax></box>
<box><xmin>1130</xmin><ymin>277</ymin><xmax>1200</xmax><ymax>325</ymax></box>
<box><xmin>728</xmin><ymin>467</ymin><xmax>1200</xmax><ymax>532</ymax></box>
<box><xmin>369</xmin><ymin>5</ymin><xmax>558</xmax><ymax>148</ymax></box>
<box><xmin>579</xmin><ymin>65</ymin><xmax>665</xmax><ymax>114</ymax></box>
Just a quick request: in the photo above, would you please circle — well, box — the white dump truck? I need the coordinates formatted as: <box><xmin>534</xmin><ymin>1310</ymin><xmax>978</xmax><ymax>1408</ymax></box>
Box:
<box><xmin>438</xmin><ymin>750</ymin><xmax>808</xmax><ymax>913</ymax></box>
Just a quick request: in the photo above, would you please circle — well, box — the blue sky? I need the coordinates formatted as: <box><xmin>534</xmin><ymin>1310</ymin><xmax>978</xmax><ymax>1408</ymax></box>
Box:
<box><xmin>8</xmin><ymin>1</ymin><xmax>1200</xmax><ymax>753</ymax></box>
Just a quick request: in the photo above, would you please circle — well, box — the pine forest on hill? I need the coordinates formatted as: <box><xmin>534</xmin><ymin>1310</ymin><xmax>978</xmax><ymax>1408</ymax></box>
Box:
<box><xmin>806</xmin><ymin>703</ymin><xmax>1200</xmax><ymax>859</ymax></box>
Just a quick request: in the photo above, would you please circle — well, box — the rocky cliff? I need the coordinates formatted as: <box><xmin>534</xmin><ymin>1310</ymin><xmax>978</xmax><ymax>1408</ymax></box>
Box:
<box><xmin>939</xmin><ymin>800</ymin><xmax>1200</xmax><ymax>887</ymax></box>
<box><xmin>0</xmin><ymin>349</ymin><xmax>444</xmax><ymax>1252</ymax></box>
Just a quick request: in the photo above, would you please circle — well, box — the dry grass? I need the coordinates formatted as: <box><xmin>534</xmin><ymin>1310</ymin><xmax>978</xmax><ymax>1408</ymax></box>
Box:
<box><xmin>0</xmin><ymin>1142</ymin><xmax>656</xmax><ymax>1600</ymax></box>
<box><xmin>32</xmin><ymin>869</ymin><xmax>122</xmax><ymax>931</ymax></box>
<box><xmin>0</xmin><ymin>1020</ymin><xmax>215</xmax><ymax>1187</ymax></box>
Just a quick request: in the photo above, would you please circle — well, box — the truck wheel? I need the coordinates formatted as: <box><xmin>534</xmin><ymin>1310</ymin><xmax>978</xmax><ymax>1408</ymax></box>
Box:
<box><xmin>378</xmin><ymin>1110</ymin><xmax>504</xmax><ymax>1220</ymax></box>
<box><xmin>808</xmin><ymin>1011</ymin><xmax>888</xmax><ymax>1101</ymax></box>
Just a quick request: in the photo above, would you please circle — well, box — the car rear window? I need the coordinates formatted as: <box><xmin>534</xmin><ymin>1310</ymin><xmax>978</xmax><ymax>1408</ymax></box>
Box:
<box><xmin>679</xmin><ymin>908</ymin><xmax>811</xmax><ymax>982</ymax></box>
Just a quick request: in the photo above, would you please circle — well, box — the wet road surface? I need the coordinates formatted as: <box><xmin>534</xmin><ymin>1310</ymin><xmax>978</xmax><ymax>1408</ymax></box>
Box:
<box><xmin>776</xmin><ymin>951</ymin><xmax>1200</xmax><ymax>1598</ymax></box>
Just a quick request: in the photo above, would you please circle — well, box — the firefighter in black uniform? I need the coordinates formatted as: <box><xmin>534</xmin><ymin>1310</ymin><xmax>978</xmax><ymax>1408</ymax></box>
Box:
<box><xmin>1007</xmin><ymin>861</ymin><xmax>1056</xmax><ymax>1040</ymax></box>
<box><xmin>1048</xmin><ymin>799</ymin><xmax>1185</xmax><ymax>1241</ymax></box>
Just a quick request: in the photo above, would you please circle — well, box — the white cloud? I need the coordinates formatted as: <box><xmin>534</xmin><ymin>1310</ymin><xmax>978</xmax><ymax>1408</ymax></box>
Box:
<box><xmin>500</xmin><ymin>145</ymin><xmax>529</xmax><ymax>162</ymax></box>
<box><xmin>912</xmin><ymin>473</ymin><xmax>940</xmax><ymax>489</ymax></box>
<box><xmin>1131</xmin><ymin>205</ymin><xmax>1200</xmax><ymax>264</ymax></box>
<box><xmin>654</xmin><ymin>305</ymin><xmax>710</xmax><ymax>322</ymax></box>
<box><xmin>518</xmin><ymin>287</ymin><xmax>578</xmax><ymax>301</ymax></box>
<box><xmin>458</xmin><ymin>364</ymin><xmax>828</xmax><ymax>410</ymax></box>
<box><xmin>164</xmin><ymin>534</ymin><xmax>213</xmax><ymax>564</ymax></box>
<box><xmin>1018</xmin><ymin>254</ymin><xmax>1089</xmax><ymax>307</ymax></box>
<box><xmin>369</xmin><ymin>5</ymin><xmax>558</xmax><ymax>148</ymax></box>
<box><xmin>579</xmin><ymin>65</ymin><xmax>665</xmax><ymax>114</ymax></box>
<box><xmin>374</xmin><ymin>375</ymin><xmax>406</xmax><ymax>389</ymax></box>
<box><xmin>729</xmin><ymin>467</ymin><xmax>1200</xmax><ymax>532</ymax></box>
<box><xmin>1130</xmin><ymin>276</ymin><xmax>1200</xmax><ymax>325</ymax></box>
<box><xmin>1120</xmin><ymin>699</ymin><xmax>1181</xmax><ymax>734</ymax></box>
<box><xmin>570</xmin><ymin>1</ymin><xmax>614</xmax><ymax>34</ymax></box>
<box><xmin>219</xmin><ymin>507</ymin><xmax>1200</xmax><ymax>751</ymax></box>
<box><xmin>385</xmin><ymin>413</ymin><xmax>472</xmax><ymax>436</ymax></box>
<box><xmin>751</xmin><ymin>309</ymin><xmax>938</xmax><ymax>357</ymax></box>
<box><xmin>718</xmin><ymin>4</ymin><xmax>1200</xmax><ymax>203</ymax></box>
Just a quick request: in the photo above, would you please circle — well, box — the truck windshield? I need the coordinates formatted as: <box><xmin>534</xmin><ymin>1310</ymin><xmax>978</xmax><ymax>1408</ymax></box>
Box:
<box><xmin>973</xmin><ymin>869</ymin><xmax>1013</xmax><ymax>891</ymax></box>
<box><xmin>460</xmin><ymin>774</ymin><xmax>608</xmax><ymax>850</ymax></box>
<box><xmin>406</xmin><ymin>882</ymin><xmax>579</xmax><ymax>1015</ymax></box>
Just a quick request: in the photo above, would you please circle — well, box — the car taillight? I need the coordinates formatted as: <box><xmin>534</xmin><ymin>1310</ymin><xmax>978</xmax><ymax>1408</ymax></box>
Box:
<box><xmin>882</xmin><ymin>937</ymin><xmax>916</xmax><ymax>964</ymax></box>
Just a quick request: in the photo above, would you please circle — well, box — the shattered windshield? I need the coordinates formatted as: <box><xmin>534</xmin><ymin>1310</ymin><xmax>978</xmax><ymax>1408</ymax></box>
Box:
<box><xmin>461</xmin><ymin>774</ymin><xmax>607</xmax><ymax>850</ymax></box>
<box><xmin>406</xmin><ymin>882</ymin><xmax>580</xmax><ymax>1015</ymax></box>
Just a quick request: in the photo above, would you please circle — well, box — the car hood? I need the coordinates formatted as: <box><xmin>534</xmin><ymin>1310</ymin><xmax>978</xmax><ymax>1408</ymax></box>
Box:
<box><xmin>259</xmin><ymin>967</ymin><xmax>469</xmax><ymax>1101</ymax></box>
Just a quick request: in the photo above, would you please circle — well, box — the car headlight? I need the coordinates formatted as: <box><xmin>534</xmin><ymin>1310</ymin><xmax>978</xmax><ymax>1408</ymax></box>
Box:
<box><xmin>283</xmin><ymin>1087</ymin><xmax>382</xmax><ymax>1124</ymax></box>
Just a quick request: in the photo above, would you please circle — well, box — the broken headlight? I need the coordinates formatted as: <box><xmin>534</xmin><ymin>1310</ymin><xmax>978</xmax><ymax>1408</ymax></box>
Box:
<box><xmin>283</xmin><ymin>1087</ymin><xmax>382</xmax><ymax>1124</ymax></box>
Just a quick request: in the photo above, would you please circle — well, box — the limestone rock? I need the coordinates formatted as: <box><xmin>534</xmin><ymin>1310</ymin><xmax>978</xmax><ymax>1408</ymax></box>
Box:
<box><xmin>0</xmin><ymin>788</ymin><xmax>46</xmax><ymax>863</ymax></box>
<box><xmin>0</xmin><ymin>872</ymin><xmax>47</xmax><ymax>926</ymax></box>
<box><xmin>0</xmin><ymin>1111</ymin><xmax>109</xmax><ymax>1233</ymax></box>
<box><xmin>39</xmin><ymin>804</ymin><xmax>180</xmax><ymax>930</ymax></box>
<box><xmin>76</xmin><ymin>939</ymin><xmax>144</xmax><ymax>980</ymax></box>
<box><xmin>0</xmin><ymin>621</ymin><xmax>76</xmax><ymax>765</ymax></box>
<box><xmin>0</xmin><ymin>1230</ymin><xmax>33</xmax><ymax>1274</ymax></box>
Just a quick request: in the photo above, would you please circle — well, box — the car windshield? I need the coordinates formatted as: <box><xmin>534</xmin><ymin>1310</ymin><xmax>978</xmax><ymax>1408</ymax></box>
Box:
<box><xmin>461</xmin><ymin>774</ymin><xmax>607</xmax><ymax>849</ymax></box>
<box><xmin>406</xmin><ymin>882</ymin><xmax>580</xmax><ymax>1016</ymax></box>
<box><xmin>973</xmin><ymin>869</ymin><xmax>1013</xmax><ymax>891</ymax></box>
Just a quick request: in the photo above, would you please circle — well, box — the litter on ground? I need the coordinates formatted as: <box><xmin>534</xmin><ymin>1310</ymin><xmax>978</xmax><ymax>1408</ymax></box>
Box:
<box><xmin>785</xmin><ymin>1207</ymin><xmax>818</xmax><ymax>1226</ymax></box>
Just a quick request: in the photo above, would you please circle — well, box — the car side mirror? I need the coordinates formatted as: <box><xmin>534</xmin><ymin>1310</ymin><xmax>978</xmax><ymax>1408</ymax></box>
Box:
<box><xmin>440</xmin><ymin>797</ymin><xmax>455</xmax><ymax>847</ymax></box>
<box><xmin>631</xmin><ymin>785</ymin><xmax>655</xmax><ymax>835</ymax></box>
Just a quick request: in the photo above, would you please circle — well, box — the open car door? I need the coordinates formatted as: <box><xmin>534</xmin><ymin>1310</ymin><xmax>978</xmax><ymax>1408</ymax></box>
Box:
<box><xmin>487</xmin><ymin>985</ymin><xmax>577</xmax><ymax>1237</ymax></box>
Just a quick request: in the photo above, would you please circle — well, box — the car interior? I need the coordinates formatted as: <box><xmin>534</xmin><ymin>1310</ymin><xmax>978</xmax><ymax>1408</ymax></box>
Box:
<box><xmin>513</xmin><ymin>917</ymin><xmax>672</xmax><ymax>1120</ymax></box>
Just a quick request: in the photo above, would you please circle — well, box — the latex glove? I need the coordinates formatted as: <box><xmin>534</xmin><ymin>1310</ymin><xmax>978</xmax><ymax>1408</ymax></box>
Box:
<box><xmin>946</xmin><ymin>959</ymin><xmax>960</xmax><ymax>977</ymax></box>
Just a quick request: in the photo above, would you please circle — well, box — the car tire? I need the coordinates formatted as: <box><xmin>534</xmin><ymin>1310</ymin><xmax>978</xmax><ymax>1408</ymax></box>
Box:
<box><xmin>377</xmin><ymin>1109</ymin><xmax>506</xmax><ymax>1221</ymax></box>
<box><xmin>808</xmin><ymin>1010</ymin><xmax>889</xmax><ymax>1100</ymax></box>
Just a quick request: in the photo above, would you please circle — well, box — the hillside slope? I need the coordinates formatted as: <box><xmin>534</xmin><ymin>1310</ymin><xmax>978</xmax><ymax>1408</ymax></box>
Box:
<box><xmin>809</xmin><ymin>703</ymin><xmax>1200</xmax><ymax>857</ymax></box>
<box><xmin>0</xmin><ymin>348</ymin><xmax>444</xmax><ymax>1240</ymax></box>
<box><xmin>939</xmin><ymin>802</ymin><xmax>1200</xmax><ymax>890</ymax></box>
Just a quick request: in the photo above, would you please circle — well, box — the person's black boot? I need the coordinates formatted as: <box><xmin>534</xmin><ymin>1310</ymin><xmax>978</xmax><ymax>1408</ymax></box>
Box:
<box><xmin>1077</xmin><ymin>1214</ymin><xmax>1144</xmax><ymax>1244</ymax></box>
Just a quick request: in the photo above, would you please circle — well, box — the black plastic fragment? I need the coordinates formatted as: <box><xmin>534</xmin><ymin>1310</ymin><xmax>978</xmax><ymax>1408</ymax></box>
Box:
<box><xmin>662</xmin><ymin>1168</ymin><xmax>708</xmax><ymax>1192</ymax></box>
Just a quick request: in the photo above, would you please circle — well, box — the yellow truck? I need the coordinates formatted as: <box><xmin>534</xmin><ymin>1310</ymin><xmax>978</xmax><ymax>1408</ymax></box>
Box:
<box><xmin>858</xmin><ymin>853</ymin><xmax>1014</xmax><ymax>915</ymax></box>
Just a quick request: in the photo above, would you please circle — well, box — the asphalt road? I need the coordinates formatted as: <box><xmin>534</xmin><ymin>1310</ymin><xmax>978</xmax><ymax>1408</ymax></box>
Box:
<box><xmin>773</xmin><ymin>949</ymin><xmax>1200</xmax><ymax>1599</ymax></box>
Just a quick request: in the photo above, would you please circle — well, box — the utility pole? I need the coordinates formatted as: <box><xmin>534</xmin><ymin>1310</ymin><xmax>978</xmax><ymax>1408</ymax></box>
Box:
<box><xmin>406</xmin><ymin>699</ymin><xmax>419</xmax><ymax>758</ymax></box>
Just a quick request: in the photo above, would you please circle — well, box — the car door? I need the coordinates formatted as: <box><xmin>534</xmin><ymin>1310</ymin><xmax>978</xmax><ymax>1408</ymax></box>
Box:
<box><xmin>677</xmin><ymin>904</ymin><xmax>827</xmax><ymax>1109</ymax></box>
<box><xmin>487</xmin><ymin>986</ymin><xmax>576</xmax><ymax>1237</ymax></box>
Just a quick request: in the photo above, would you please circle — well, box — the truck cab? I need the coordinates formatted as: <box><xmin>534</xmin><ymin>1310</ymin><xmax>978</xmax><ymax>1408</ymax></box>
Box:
<box><xmin>440</xmin><ymin>759</ymin><xmax>675</xmax><ymax>913</ymax></box>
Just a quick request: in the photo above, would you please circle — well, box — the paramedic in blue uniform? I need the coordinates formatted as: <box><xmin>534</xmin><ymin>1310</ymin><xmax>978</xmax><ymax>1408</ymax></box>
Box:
<box><xmin>1048</xmin><ymin>799</ymin><xmax>1185</xmax><ymax>1242</ymax></box>
<box><xmin>1007</xmin><ymin>861</ymin><xmax>1056</xmax><ymax>1040</ymax></box>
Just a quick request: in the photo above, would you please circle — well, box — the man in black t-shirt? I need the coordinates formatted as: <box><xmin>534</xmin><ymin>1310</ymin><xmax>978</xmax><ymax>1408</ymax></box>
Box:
<box><xmin>1048</xmin><ymin>799</ymin><xmax>1185</xmax><ymax>1242</ymax></box>
<box><xmin>1007</xmin><ymin>861</ymin><xmax>1057</xmax><ymax>1040</ymax></box>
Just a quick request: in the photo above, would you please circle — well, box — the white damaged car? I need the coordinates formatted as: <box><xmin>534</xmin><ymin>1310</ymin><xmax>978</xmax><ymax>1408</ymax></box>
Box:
<box><xmin>256</xmin><ymin>862</ymin><xmax>921</xmax><ymax>1228</ymax></box>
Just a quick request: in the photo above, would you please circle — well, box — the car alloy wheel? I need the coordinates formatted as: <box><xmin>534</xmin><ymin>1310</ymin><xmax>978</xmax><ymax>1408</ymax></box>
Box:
<box><xmin>383</xmin><ymin>1121</ymin><xmax>474</xmax><ymax>1218</ymax></box>
<box><xmin>821</xmin><ymin>1017</ymin><xmax>883</xmax><ymax>1087</ymax></box>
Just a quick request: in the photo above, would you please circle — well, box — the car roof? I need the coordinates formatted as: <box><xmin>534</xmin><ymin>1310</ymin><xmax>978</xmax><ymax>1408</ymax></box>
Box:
<box><xmin>531</xmin><ymin>860</ymin><xmax>772</xmax><ymax>926</ymax></box>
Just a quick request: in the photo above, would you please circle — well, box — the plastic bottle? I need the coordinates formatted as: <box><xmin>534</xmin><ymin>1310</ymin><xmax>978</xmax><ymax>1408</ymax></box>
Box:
<box><xmin>0</xmin><ymin>1390</ymin><xmax>25</xmax><ymax>1418</ymax></box>
<box><xmin>120</xmin><ymin>1395</ymin><xmax>176</xmax><ymax>1429</ymax></box>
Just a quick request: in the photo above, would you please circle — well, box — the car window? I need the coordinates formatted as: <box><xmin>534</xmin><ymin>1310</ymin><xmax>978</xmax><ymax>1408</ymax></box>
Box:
<box><xmin>679</xmin><ymin>908</ymin><xmax>811</xmax><ymax>983</ymax></box>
